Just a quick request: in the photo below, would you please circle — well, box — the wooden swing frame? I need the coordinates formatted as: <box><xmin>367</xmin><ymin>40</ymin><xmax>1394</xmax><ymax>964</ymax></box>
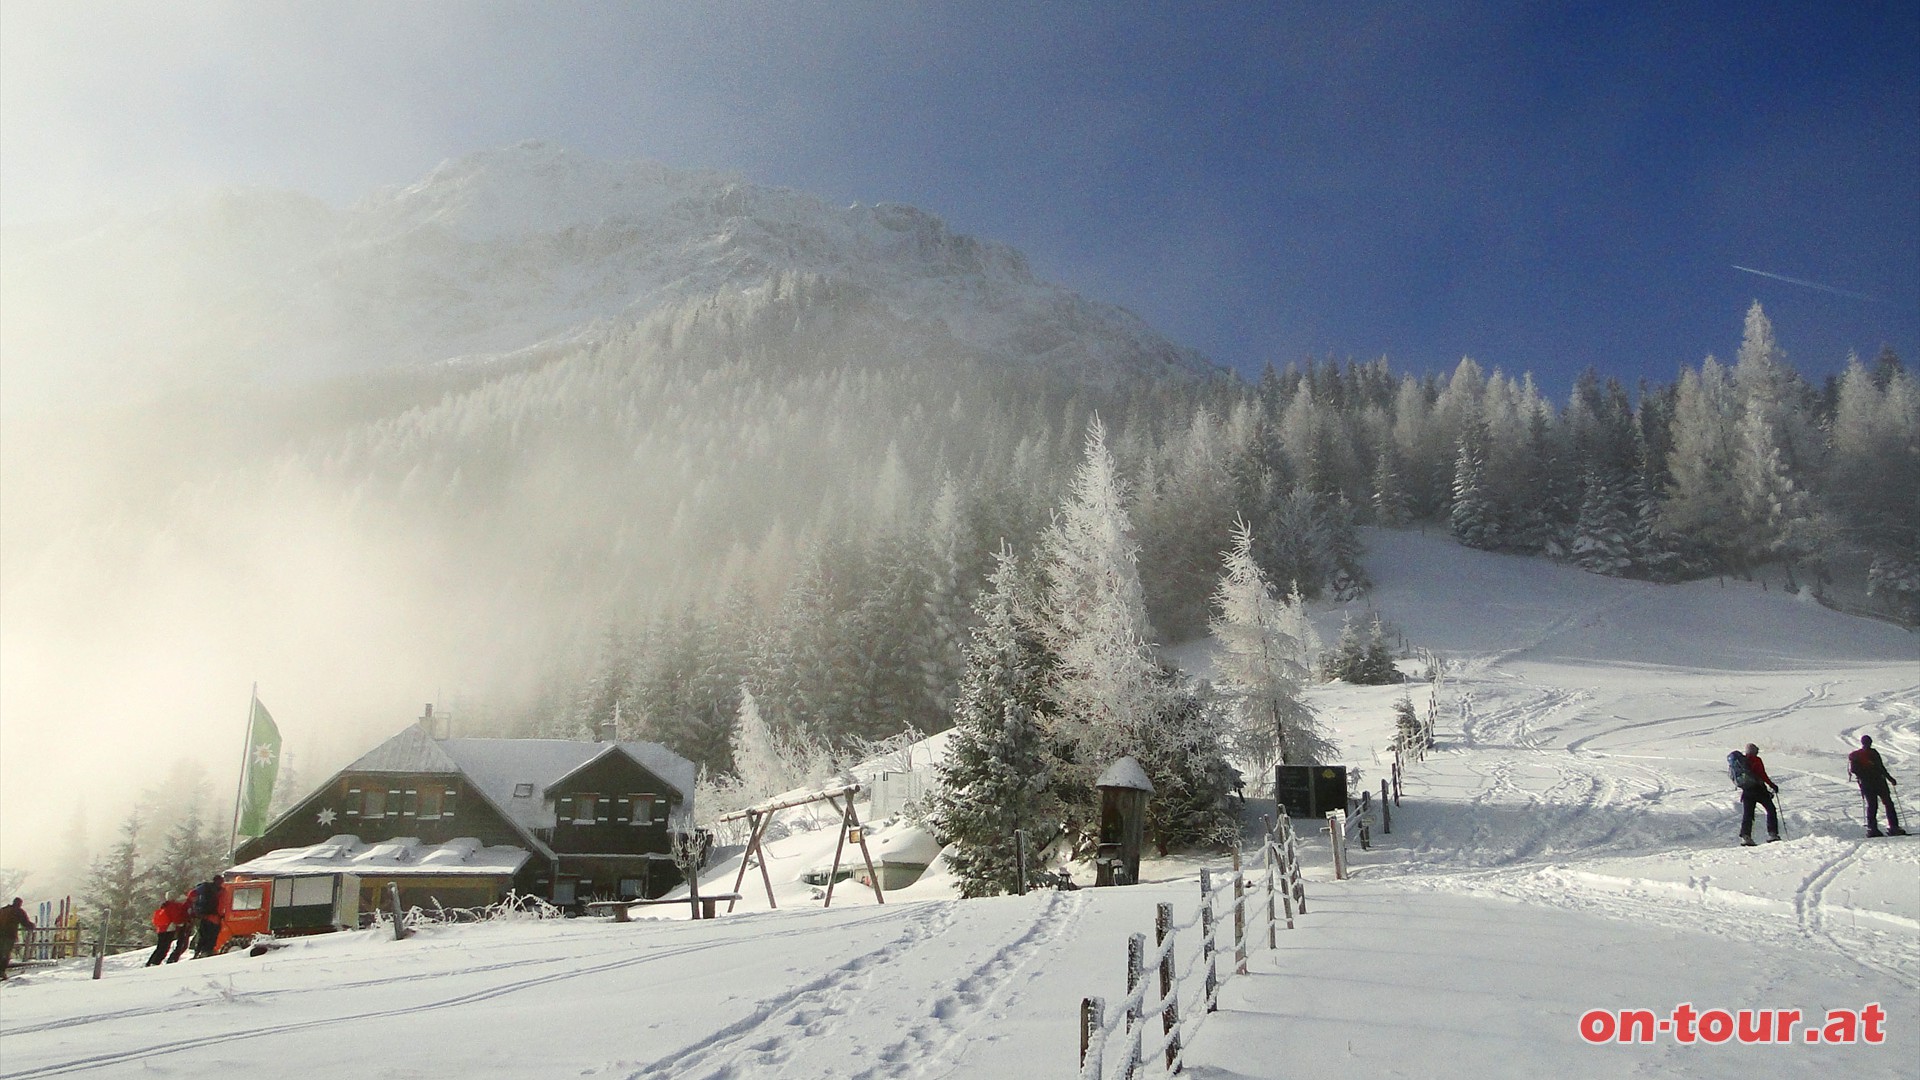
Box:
<box><xmin>719</xmin><ymin>782</ymin><xmax>885</xmax><ymax>912</ymax></box>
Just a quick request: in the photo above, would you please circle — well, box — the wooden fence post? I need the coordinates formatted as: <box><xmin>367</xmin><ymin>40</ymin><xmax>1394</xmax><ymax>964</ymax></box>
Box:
<box><xmin>1126</xmin><ymin>933</ymin><xmax>1143</xmax><ymax>1027</ymax></box>
<box><xmin>1156</xmin><ymin>902</ymin><xmax>1181</xmax><ymax>1070</ymax></box>
<box><xmin>1015</xmin><ymin>829</ymin><xmax>1028</xmax><ymax>897</ymax></box>
<box><xmin>1265</xmin><ymin>855</ymin><xmax>1278</xmax><ymax>947</ymax></box>
<box><xmin>387</xmin><ymin>882</ymin><xmax>408</xmax><ymax>940</ymax></box>
<box><xmin>1382</xmin><ymin>780</ymin><xmax>1392</xmax><ymax>833</ymax></box>
<box><xmin>1125</xmin><ymin>933</ymin><xmax>1146</xmax><ymax>1078</ymax></box>
<box><xmin>1231</xmin><ymin>846</ymin><xmax>1248</xmax><ymax>975</ymax></box>
<box><xmin>1327</xmin><ymin>811</ymin><xmax>1348</xmax><ymax>881</ymax></box>
<box><xmin>1278</xmin><ymin>813</ymin><xmax>1304</xmax><ymax>914</ymax></box>
<box><xmin>1199</xmin><ymin>869</ymin><xmax>1219</xmax><ymax>1013</ymax></box>
<box><xmin>1080</xmin><ymin>996</ymin><xmax>1104</xmax><ymax>1072</ymax></box>
<box><xmin>92</xmin><ymin>924</ymin><xmax>104</xmax><ymax>980</ymax></box>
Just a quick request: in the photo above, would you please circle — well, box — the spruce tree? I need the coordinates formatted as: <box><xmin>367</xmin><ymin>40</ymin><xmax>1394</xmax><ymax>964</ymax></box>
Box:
<box><xmin>1450</xmin><ymin>417</ymin><xmax>1497</xmax><ymax>549</ymax></box>
<box><xmin>1393</xmin><ymin>695</ymin><xmax>1424</xmax><ymax>752</ymax></box>
<box><xmin>1370</xmin><ymin>445</ymin><xmax>1410</xmax><ymax>527</ymax></box>
<box><xmin>1571</xmin><ymin>465</ymin><xmax>1633</xmax><ymax>575</ymax></box>
<box><xmin>82</xmin><ymin>812</ymin><xmax>154</xmax><ymax>944</ymax></box>
<box><xmin>1132</xmin><ymin>675</ymin><xmax>1238</xmax><ymax>853</ymax></box>
<box><xmin>927</xmin><ymin>549</ymin><xmax>1070</xmax><ymax>897</ymax></box>
<box><xmin>1359</xmin><ymin>616</ymin><xmax>1402</xmax><ymax>684</ymax></box>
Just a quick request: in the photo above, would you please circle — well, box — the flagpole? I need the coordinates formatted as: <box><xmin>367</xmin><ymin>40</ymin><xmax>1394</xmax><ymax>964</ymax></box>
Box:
<box><xmin>229</xmin><ymin>683</ymin><xmax>258</xmax><ymax>861</ymax></box>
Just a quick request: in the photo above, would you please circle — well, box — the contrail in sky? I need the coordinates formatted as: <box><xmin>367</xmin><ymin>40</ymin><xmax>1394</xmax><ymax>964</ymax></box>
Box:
<box><xmin>1731</xmin><ymin>264</ymin><xmax>1882</xmax><ymax>303</ymax></box>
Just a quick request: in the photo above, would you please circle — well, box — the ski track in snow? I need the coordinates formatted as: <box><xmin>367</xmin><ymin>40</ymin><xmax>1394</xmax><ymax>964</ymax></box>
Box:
<box><xmin>0</xmin><ymin>911</ymin><xmax>922</xmax><ymax>1078</ymax></box>
<box><xmin>620</xmin><ymin>891</ymin><xmax>1085</xmax><ymax>1080</ymax></box>
<box><xmin>851</xmin><ymin>889</ymin><xmax>1089</xmax><ymax>1080</ymax></box>
<box><xmin>1373</xmin><ymin>656</ymin><xmax>1920</xmax><ymax>991</ymax></box>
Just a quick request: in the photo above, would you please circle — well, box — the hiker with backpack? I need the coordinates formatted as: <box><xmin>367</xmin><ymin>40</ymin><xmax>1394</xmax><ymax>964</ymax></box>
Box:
<box><xmin>1729</xmin><ymin>743</ymin><xmax>1780</xmax><ymax>846</ymax></box>
<box><xmin>1848</xmin><ymin>734</ymin><xmax>1907</xmax><ymax>837</ymax></box>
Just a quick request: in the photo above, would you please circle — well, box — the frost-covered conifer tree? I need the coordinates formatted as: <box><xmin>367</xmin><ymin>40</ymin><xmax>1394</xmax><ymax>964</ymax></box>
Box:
<box><xmin>1359</xmin><ymin>616</ymin><xmax>1401</xmax><ymax>684</ymax></box>
<box><xmin>1449</xmin><ymin>417</ymin><xmax>1496</xmax><ymax>549</ymax></box>
<box><xmin>1370</xmin><ymin>445</ymin><xmax>1410</xmax><ymax>527</ymax></box>
<box><xmin>1732</xmin><ymin>406</ymin><xmax>1806</xmax><ymax>566</ymax></box>
<box><xmin>1133</xmin><ymin>676</ymin><xmax>1239</xmax><ymax>852</ymax></box>
<box><xmin>1571</xmin><ymin>465</ymin><xmax>1633</xmax><ymax>575</ymax></box>
<box><xmin>1322</xmin><ymin>613</ymin><xmax>1399</xmax><ymax>685</ymax></box>
<box><xmin>1662</xmin><ymin>358</ymin><xmax>1744</xmax><ymax>566</ymax></box>
<box><xmin>1209</xmin><ymin>519</ymin><xmax>1330</xmax><ymax>778</ymax></box>
<box><xmin>1138</xmin><ymin>407</ymin><xmax>1241</xmax><ymax>639</ymax></box>
<box><xmin>1393</xmin><ymin>695</ymin><xmax>1425</xmax><ymax>752</ymax></box>
<box><xmin>1039</xmin><ymin>416</ymin><xmax>1160</xmax><ymax>760</ymax></box>
<box><xmin>83</xmin><ymin>812</ymin><xmax>154</xmax><ymax>943</ymax></box>
<box><xmin>1733</xmin><ymin>301</ymin><xmax>1820</xmax><ymax>480</ymax></box>
<box><xmin>926</xmin><ymin>549</ymin><xmax>1070</xmax><ymax>897</ymax></box>
<box><xmin>729</xmin><ymin>686</ymin><xmax>792</xmax><ymax>801</ymax></box>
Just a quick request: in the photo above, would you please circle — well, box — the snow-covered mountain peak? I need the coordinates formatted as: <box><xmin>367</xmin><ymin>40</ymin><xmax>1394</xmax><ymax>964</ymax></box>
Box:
<box><xmin>3</xmin><ymin>143</ymin><xmax>1221</xmax><ymax>404</ymax></box>
<box><xmin>359</xmin><ymin>141</ymin><xmax>732</xmax><ymax>242</ymax></box>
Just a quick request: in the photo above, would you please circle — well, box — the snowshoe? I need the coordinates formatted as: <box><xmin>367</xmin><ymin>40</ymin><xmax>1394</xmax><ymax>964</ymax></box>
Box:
<box><xmin>1866</xmin><ymin>830</ymin><xmax>1885</xmax><ymax>838</ymax></box>
<box><xmin>1740</xmin><ymin>836</ymin><xmax>1757</xmax><ymax>847</ymax></box>
<box><xmin>1889</xmin><ymin>827</ymin><xmax>1910</xmax><ymax>836</ymax></box>
<box><xmin>1766</xmin><ymin>834</ymin><xmax>1781</xmax><ymax>843</ymax></box>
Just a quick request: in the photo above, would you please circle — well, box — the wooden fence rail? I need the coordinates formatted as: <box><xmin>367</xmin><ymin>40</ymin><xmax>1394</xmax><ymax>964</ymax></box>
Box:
<box><xmin>1077</xmin><ymin>815</ymin><xmax>1308</xmax><ymax>1079</ymax></box>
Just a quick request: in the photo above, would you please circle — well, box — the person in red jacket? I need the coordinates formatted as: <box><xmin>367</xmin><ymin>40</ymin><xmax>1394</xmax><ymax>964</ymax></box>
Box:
<box><xmin>1738</xmin><ymin>743</ymin><xmax>1781</xmax><ymax>846</ymax></box>
<box><xmin>1848</xmin><ymin>734</ymin><xmax>1907</xmax><ymax>837</ymax></box>
<box><xmin>147</xmin><ymin>895</ymin><xmax>190</xmax><ymax>966</ymax></box>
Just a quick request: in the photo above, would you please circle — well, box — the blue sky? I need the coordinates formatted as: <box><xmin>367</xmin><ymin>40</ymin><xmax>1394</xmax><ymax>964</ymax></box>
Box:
<box><xmin>3</xmin><ymin>1</ymin><xmax>1913</xmax><ymax>395</ymax></box>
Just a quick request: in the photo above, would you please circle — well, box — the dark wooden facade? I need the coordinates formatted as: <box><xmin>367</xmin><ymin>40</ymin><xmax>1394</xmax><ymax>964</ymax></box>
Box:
<box><xmin>233</xmin><ymin>726</ymin><xmax>694</xmax><ymax>908</ymax></box>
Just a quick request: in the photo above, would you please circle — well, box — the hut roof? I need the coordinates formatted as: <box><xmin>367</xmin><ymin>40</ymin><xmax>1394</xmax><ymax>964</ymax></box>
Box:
<box><xmin>1095</xmin><ymin>756</ymin><xmax>1154</xmax><ymax>792</ymax></box>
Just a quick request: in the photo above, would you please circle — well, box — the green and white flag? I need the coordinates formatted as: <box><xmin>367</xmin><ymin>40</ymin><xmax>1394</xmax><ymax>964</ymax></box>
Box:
<box><xmin>237</xmin><ymin>696</ymin><xmax>282</xmax><ymax>837</ymax></box>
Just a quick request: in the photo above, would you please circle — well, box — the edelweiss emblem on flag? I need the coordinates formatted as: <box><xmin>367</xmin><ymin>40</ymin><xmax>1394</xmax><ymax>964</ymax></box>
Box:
<box><xmin>252</xmin><ymin>742</ymin><xmax>277</xmax><ymax>767</ymax></box>
<box><xmin>317</xmin><ymin>808</ymin><xmax>337</xmax><ymax>826</ymax></box>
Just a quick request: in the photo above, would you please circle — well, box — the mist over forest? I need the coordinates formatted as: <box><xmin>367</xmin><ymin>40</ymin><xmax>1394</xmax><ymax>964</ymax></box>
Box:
<box><xmin>2</xmin><ymin>146</ymin><xmax>1914</xmax><ymax>902</ymax></box>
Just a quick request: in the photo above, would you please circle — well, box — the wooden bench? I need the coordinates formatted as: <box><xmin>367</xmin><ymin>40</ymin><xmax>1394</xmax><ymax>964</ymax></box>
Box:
<box><xmin>586</xmin><ymin>893</ymin><xmax>743</xmax><ymax>922</ymax></box>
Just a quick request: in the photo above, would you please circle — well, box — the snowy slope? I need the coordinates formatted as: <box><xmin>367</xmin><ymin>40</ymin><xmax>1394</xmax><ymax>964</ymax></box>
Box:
<box><xmin>1</xmin><ymin>142</ymin><xmax>1217</xmax><ymax>406</ymax></box>
<box><xmin>3</xmin><ymin>532</ymin><xmax>1915</xmax><ymax>1078</ymax></box>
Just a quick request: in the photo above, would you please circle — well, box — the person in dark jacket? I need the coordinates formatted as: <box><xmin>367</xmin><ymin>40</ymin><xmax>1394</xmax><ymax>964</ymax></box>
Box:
<box><xmin>1848</xmin><ymin>735</ymin><xmax>1907</xmax><ymax>837</ymax></box>
<box><xmin>1737</xmin><ymin>743</ymin><xmax>1780</xmax><ymax>846</ymax></box>
<box><xmin>189</xmin><ymin>875</ymin><xmax>224</xmax><ymax>958</ymax></box>
<box><xmin>147</xmin><ymin>895</ymin><xmax>190</xmax><ymax>966</ymax></box>
<box><xmin>0</xmin><ymin>897</ymin><xmax>35</xmax><ymax>980</ymax></box>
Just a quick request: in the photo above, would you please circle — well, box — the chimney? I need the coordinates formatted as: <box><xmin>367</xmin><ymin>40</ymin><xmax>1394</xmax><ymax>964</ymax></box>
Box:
<box><xmin>420</xmin><ymin>703</ymin><xmax>436</xmax><ymax>738</ymax></box>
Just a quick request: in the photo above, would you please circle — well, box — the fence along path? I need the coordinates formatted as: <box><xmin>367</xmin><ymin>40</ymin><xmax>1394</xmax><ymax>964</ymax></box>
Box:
<box><xmin>1077</xmin><ymin>813</ymin><xmax>1308</xmax><ymax>1080</ymax></box>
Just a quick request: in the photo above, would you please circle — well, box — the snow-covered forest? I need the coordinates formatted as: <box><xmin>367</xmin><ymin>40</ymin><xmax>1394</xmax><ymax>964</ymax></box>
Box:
<box><xmin>480</xmin><ymin>300</ymin><xmax>1915</xmax><ymax>779</ymax></box>
<box><xmin>11</xmin><ymin>278</ymin><xmax>1912</xmax><ymax>905</ymax></box>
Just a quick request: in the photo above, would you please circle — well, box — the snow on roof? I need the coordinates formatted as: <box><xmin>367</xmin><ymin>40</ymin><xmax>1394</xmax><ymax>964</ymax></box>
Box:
<box><xmin>228</xmin><ymin>835</ymin><xmax>530</xmax><ymax>878</ymax></box>
<box><xmin>1096</xmin><ymin>756</ymin><xmax>1154</xmax><ymax>792</ymax></box>
<box><xmin>438</xmin><ymin>738</ymin><xmax>696</xmax><ymax>835</ymax></box>
<box><xmin>871</xmin><ymin>821</ymin><xmax>943</xmax><ymax>866</ymax></box>
<box><xmin>344</xmin><ymin>724</ymin><xmax>461</xmax><ymax>774</ymax></box>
